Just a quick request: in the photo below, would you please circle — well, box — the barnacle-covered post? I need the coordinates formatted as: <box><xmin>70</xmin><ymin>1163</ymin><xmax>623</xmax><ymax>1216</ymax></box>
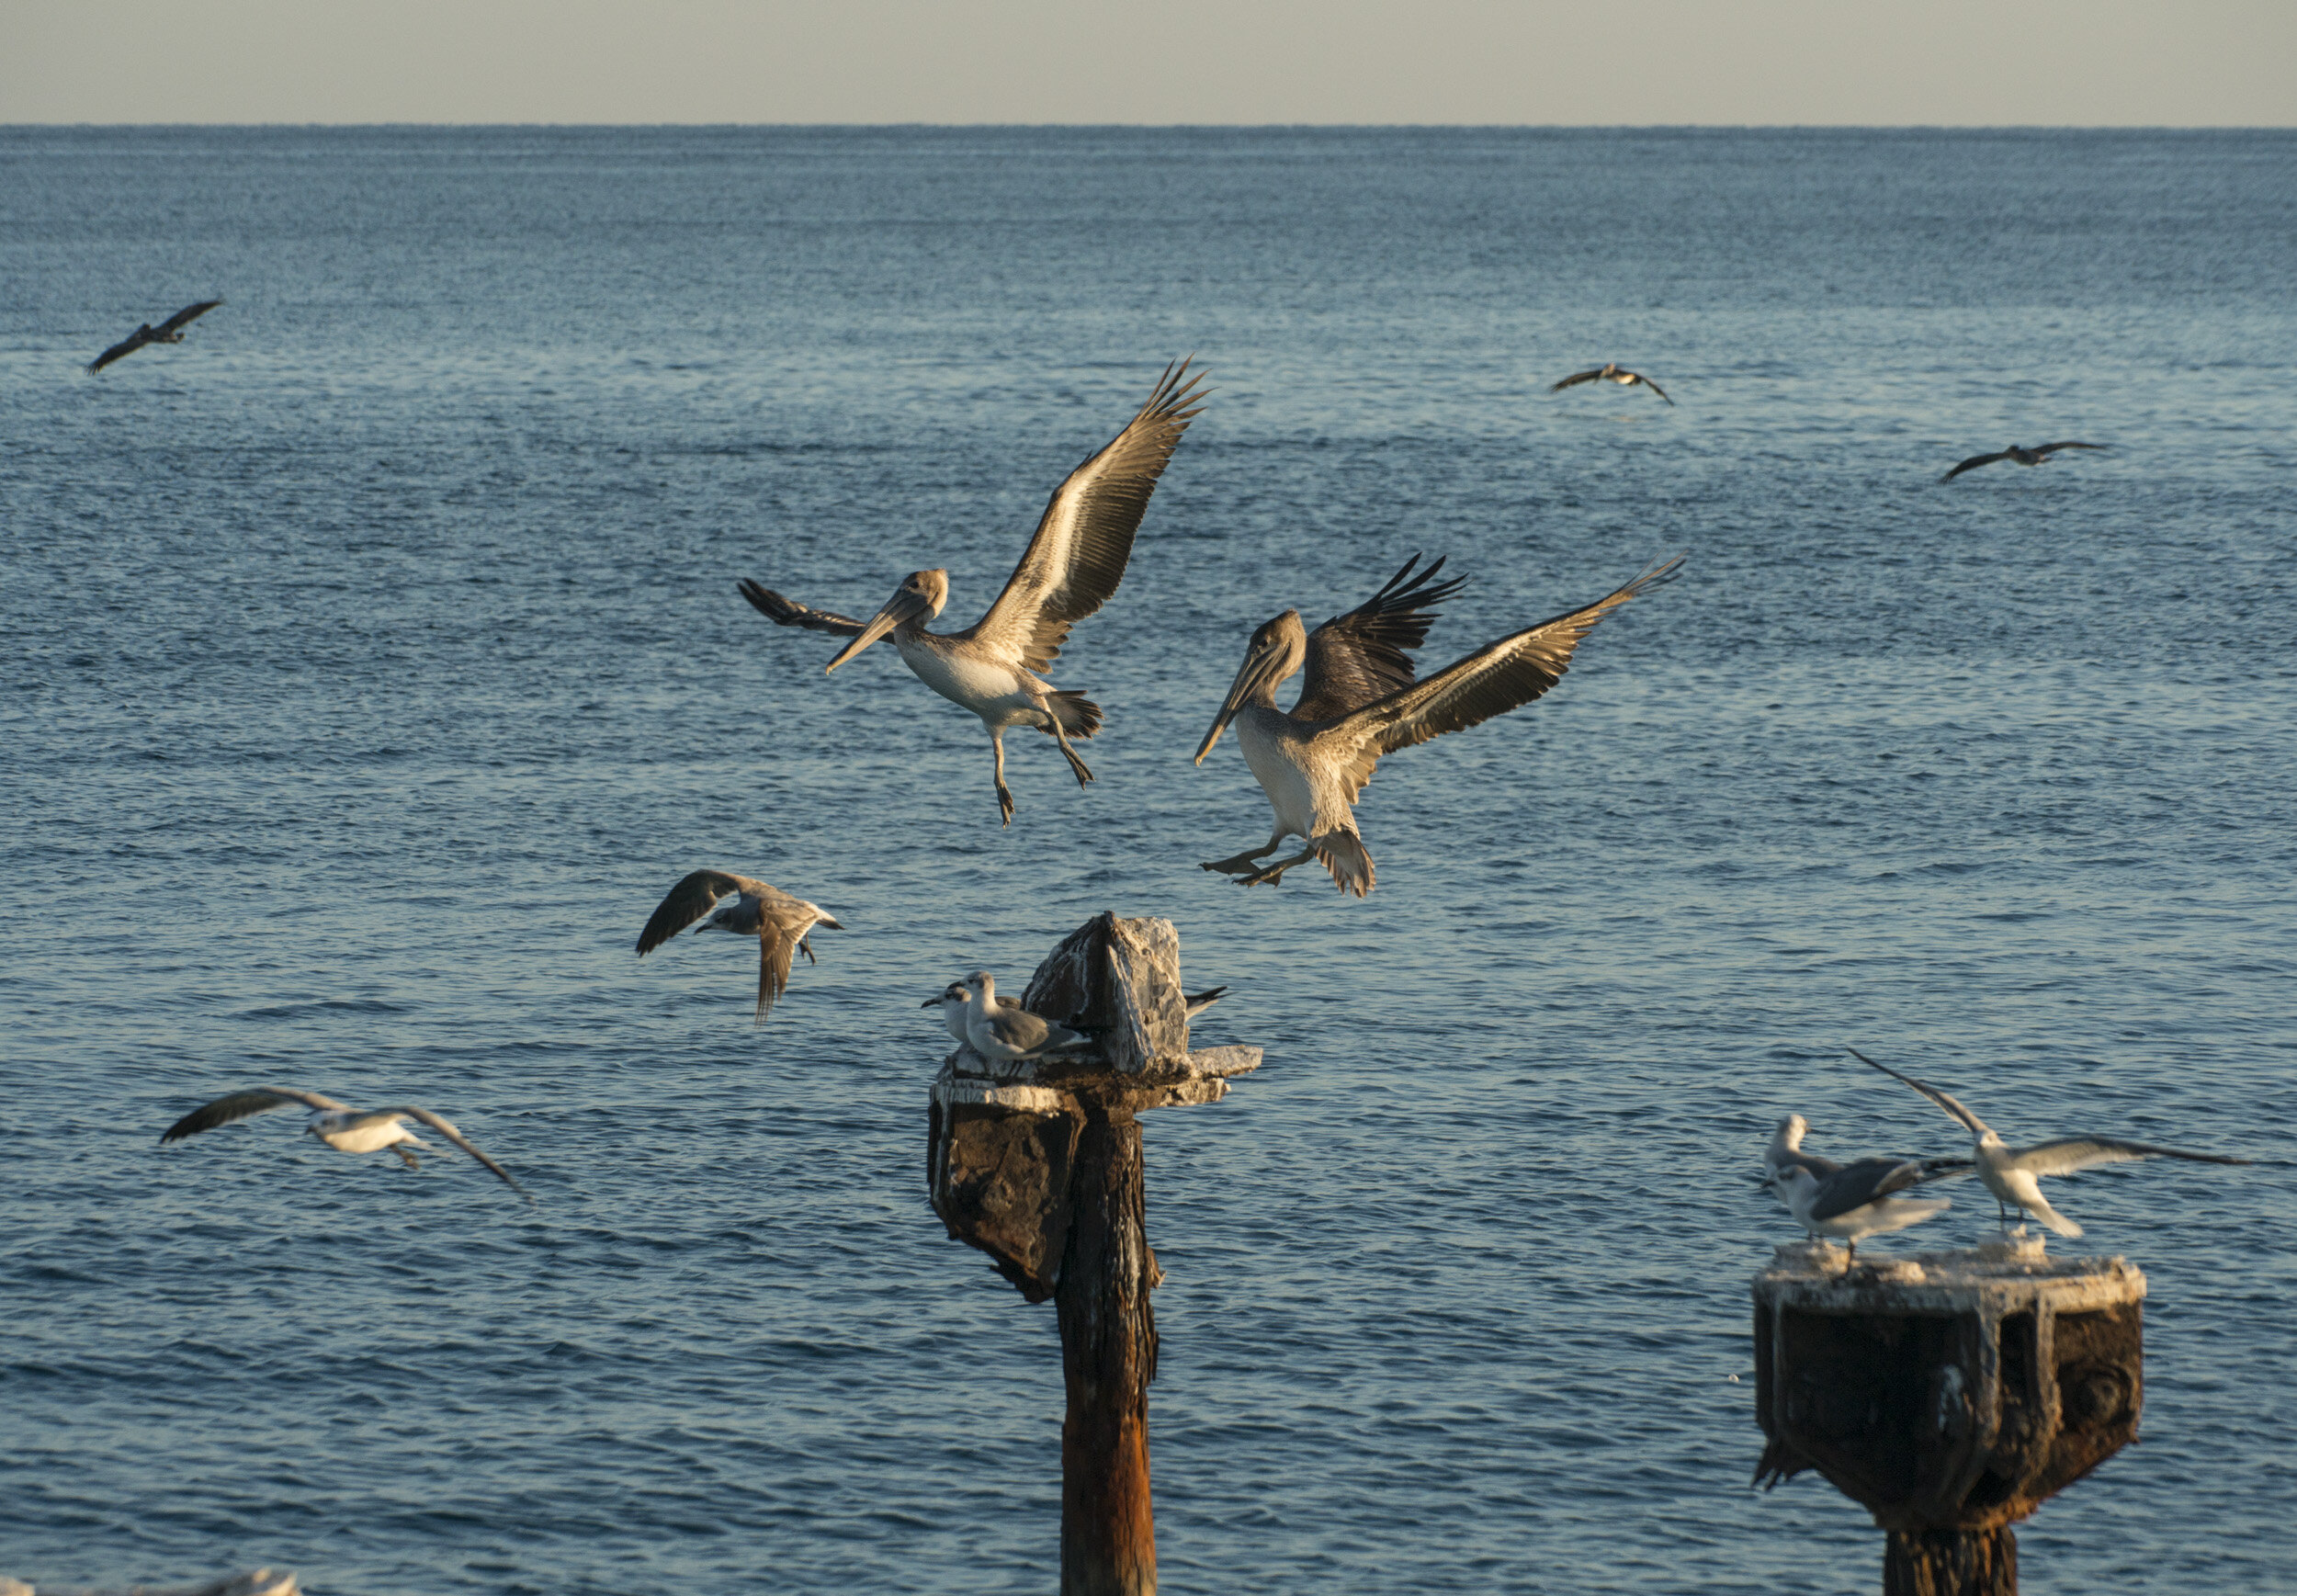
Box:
<box><xmin>926</xmin><ymin>912</ymin><xmax>1259</xmax><ymax>1596</ymax></box>
<box><xmin>1752</xmin><ymin>1238</ymin><xmax>2146</xmax><ymax>1595</ymax></box>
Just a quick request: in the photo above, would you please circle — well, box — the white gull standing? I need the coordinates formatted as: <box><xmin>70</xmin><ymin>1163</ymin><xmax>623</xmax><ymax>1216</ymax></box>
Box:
<box><xmin>1770</xmin><ymin>1157</ymin><xmax>1954</xmax><ymax>1262</ymax></box>
<box><xmin>962</xmin><ymin>970</ymin><xmax>1096</xmax><ymax>1065</ymax></box>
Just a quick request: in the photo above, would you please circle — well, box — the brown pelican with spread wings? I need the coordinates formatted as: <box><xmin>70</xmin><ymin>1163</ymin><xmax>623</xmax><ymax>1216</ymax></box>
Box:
<box><xmin>161</xmin><ymin>1088</ymin><xmax>528</xmax><ymax>1200</ymax></box>
<box><xmin>89</xmin><ymin>299</ymin><xmax>223</xmax><ymax>373</ymax></box>
<box><xmin>739</xmin><ymin>359</ymin><xmax>1208</xmax><ymax>824</ymax></box>
<box><xmin>1551</xmin><ymin>363</ymin><xmax>1672</xmax><ymax>404</ymax></box>
<box><xmin>1193</xmin><ymin>554</ymin><xmax>1681</xmax><ymax>896</ymax></box>
<box><xmin>637</xmin><ymin>869</ymin><xmax>843</xmax><ymax>1023</ymax></box>
<box><xmin>1941</xmin><ymin>440</ymin><xmax>2108</xmax><ymax>481</ymax></box>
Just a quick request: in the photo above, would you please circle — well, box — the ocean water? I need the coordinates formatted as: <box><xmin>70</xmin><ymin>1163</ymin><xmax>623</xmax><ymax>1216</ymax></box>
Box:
<box><xmin>2</xmin><ymin>127</ymin><xmax>2292</xmax><ymax>1593</ymax></box>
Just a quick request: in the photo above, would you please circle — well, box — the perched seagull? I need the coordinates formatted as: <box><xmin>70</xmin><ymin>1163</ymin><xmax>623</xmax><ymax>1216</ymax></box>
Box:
<box><xmin>1550</xmin><ymin>363</ymin><xmax>1672</xmax><ymax>404</ymax></box>
<box><xmin>1765</xmin><ymin>1113</ymin><xmax>1970</xmax><ymax>1185</ymax></box>
<box><xmin>1850</xmin><ymin>1047</ymin><xmax>2249</xmax><ymax>1238</ymax></box>
<box><xmin>1770</xmin><ymin>1160</ymin><xmax>1953</xmax><ymax>1262</ymax></box>
<box><xmin>637</xmin><ymin>869</ymin><xmax>843</xmax><ymax>1023</ymax></box>
<box><xmin>1941</xmin><ymin>440</ymin><xmax>2107</xmax><ymax>481</ymax></box>
<box><xmin>160</xmin><ymin>1088</ymin><xmax>527</xmax><ymax>1201</ymax></box>
<box><xmin>1194</xmin><ymin>554</ymin><xmax>1680</xmax><ymax>896</ymax></box>
<box><xmin>738</xmin><ymin>359</ymin><xmax>1208</xmax><ymax>825</ymax></box>
<box><xmin>962</xmin><ymin>970</ymin><xmax>1096</xmax><ymax>1064</ymax></box>
<box><xmin>925</xmin><ymin>978</ymin><xmax>1228</xmax><ymax>1045</ymax></box>
<box><xmin>89</xmin><ymin>299</ymin><xmax>223</xmax><ymax>373</ymax></box>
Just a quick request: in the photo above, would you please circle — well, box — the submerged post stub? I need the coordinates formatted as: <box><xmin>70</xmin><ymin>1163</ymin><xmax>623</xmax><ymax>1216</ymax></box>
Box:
<box><xmin>1752</xmin><ymin>1240</ymin><xmax>2145</xmax><ymax>1596</ymax></box>
<box><xmin>926</xmin><ymin>911</ymin><xmax>1260</xmax><ymax>1596</ymax></box>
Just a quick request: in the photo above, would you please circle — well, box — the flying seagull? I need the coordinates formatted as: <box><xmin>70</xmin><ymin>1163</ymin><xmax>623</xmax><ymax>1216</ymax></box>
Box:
<box><xmin>962</xmin><ymin>970</ymin><xmax>1098</xmax><ymax>1064</ymax></box>
<box><xmin>1850</xmin><ymin>1047</ymin><xmax>2247</xmax><ymax>1237</ymax></box>
<box><xmin>1550</xmin><ymin>363</ymin><xmax>1672</xmax><ymax>404</ymax></box>
<box><xmin>926</xmin><ymin>979</ymin><xmax>1228</xmax><ymax>1047</ymax></box>
<box><xmin>1941</xmin><ymin>440</ymin><xmax>2107</xmax><ymax>481</ymax></box>
<box><xmin>1194</xmin><ymin>554</ymin><xmax>1681</xmax><ymax>896</ymax></box>
<box><xmin>160</xmin><ymin>1088</ymin><xmax>527</xmax><ymax>1200</ymax></box>
<box><xmin>637</xmin><ymin>870</ymin><xmax>843</xmax><ymax>1023</ymax></box>
<box><xmin>89</xmin><ymin>299</ymin><xmax>223</xmax><ymax>373</ymax></box>
<box><xmin>1769</xmin><ymin>1159</ymin><xmax>1954</xmax><ymax>1262</ymax></box>
<box><xmin>738</xmin><ymin>359</ymin><xmax>1208</xmax><ymax>825</ymax></box>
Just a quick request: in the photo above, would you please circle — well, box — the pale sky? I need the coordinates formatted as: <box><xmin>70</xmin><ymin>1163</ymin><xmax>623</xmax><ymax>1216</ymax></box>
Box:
<box><xmin>3</xmin><ymin>0</ymin><xmax>2292</xmax><ymax>125</ymax></box>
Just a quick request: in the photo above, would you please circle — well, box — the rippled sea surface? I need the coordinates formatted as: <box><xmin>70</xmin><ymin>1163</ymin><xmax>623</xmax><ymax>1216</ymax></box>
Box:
<box><xmin>4</xmin><ymin>128</ymin><xmax>2293</xmax><ymax>1593</ymax></box>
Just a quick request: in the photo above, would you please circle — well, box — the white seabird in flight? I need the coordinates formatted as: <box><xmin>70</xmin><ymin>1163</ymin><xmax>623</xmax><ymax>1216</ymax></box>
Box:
<box><xmin>1850</xmin><ymin>1047</ymin><xmax>2249</xmax><ymax>1238</ymax></box>
<box><xmin>160</xmin><ymin>1088</ymin><xmax>528</xmax><ymax>1201</ymax></box>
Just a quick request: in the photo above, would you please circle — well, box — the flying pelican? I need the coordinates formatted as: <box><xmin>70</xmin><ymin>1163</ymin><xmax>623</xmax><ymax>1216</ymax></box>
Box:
<box><xmin>924</xmin><ymin>978</ymin><xmax>1228</xmax><ymax>1044</ymax></box>
<box><xmin>962</xmin><ymin>971</ymin><xmax>1096</xmax><ymax>1064</ymax></box>
<box><xmin>1941</xmin><ymin>440</ymin><xmax>2107</xmax><ymax>481</ymax></box>
<box><xmin>1850</xmin><ymin>1047</ymin><xmax>2248</xmax><ymax>1237</ymax></box>
<box><xmin>1550</xmin><ymin>363</ymin><xmax>1672</xmax><ymax>404</ymax></box>
<box><xmin>160</xmin><ymin>1088</ymin><xmax>527</xmax><ymax>1200</ymax></box>
<box><xmin>1769</xmin><ymin>1159</ymin><xmax>1953</xmax><ymax>1262</ymax></box>
<box><xmin>1194</xmin><ymin>554</ymin><xmax>1681</xmax><ymax>896</ymax></box>
<box><xmin>738</xmin><ymin>359</ymin><xmax>1208</xmax><ymax>824</ymax></box>
<box><xmin>89</xmin><ymin>299</ymin><xmax>223</xmax><ymax>373</ymax></box>
<box><xmin>638</xmin><ymin>869</ymin><xmax>843</xmax><ymax>1022</ymax></box>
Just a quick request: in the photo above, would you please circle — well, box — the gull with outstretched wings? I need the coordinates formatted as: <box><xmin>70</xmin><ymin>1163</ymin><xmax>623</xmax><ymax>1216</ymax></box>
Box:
<box><xmin>1941</xmin><ymin>440</ymin><xmax>2107</xmax><ymax>481</ymax></box>
<box><xmin>637</xmin><ymin>869</ymin><xmax>843</xmax><ymax>1023</ymax></box>
<box><xmin>1769</xmin><ymin>1155</ymin><xmax>1956</xmax><ymax>1262</ymax></box>
<box><xmin>1850</xmin><ymin>1047</ymin><xmax>2247</xmax><ymax>1237</ymax></box>
<box><xmin>1193</xmin><ymin>554</ymin><xmax>1680</xmax><ymax>896</ymax></box>
<box><xmin>90</xmin><ymin>299</ymin><xmax>223</xmax><ymax>373</ymax></box>
<box><xmin>160</xmin><ymin>1087</ymin><xmax>528</xmax><ymax>1200</ymax></box>
<box><xmin>1550</xmin><ymin>363</ymin><xmax>1672</xmax><ymax>404</ymax></box>
<box><xmin>737</xmin><ymin>359</ymin><xmax>1207</xmax><ymax>824</ymax></box>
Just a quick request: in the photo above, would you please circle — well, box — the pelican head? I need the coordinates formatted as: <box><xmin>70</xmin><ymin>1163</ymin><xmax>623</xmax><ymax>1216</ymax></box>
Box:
<box><xmin>826</xmin><ymin>569</ymin><xmax>949</xmax><ymax>673</ymax></box>
<box><xmin>1194</xmin><ymin>610</ymin><xmax>1307</xmax><ymax>764</ymax></box>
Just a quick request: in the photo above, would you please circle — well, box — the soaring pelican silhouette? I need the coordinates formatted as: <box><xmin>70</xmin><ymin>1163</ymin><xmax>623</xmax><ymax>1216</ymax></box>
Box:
<box><xmin>89</xmin><ymin>299</ymin><xmax>223</xmax><ymax>373</ymax></box>
<box><xmin>1941</xmin><ymin>440</ymin><xmax>2106</xmax><ymax>481</ymax></box>
<box><xmin>1194</xmin><ymin>554</ymin><xmax>1681</xmax><ymax>896</ymax></box>
<box><xmin>739</xmin><ymin>359</ymin><xmax>1207</xmax><ymax>824</ymax></box>
<box><xmin>1850</xmin><ymin>1048</ymin><xmax>2247</xmax><ymax>1237</ymax></box>
<box><xmin>161</xmin><ymin>1088</ymin><xmax>528</xmax><ymax>1200</ymax></box>
<box><xmin>638</xmin><ymin>869</ymin><xmax>843</xmax><ymax>1022</ymax></box>
<box><xmin>1550</xmin><ymin>363</ymin><xmax>1671</xmax><ymax>404</ymax></box>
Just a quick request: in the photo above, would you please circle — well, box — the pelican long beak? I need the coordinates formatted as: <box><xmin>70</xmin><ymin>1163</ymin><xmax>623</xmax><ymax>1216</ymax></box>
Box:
<box><xmin>814</xmin><ymin>914</ymin><xmax>844</xmax><ymax>931</ymax></box>
<box><xmin>826</xmin><ymin>590</ymin><xmax>932</xmax><ymax>673</ymax></box>
<box><xmin>1194</xmin><ymin>644</ymin><xmax>1284</xmax><ymax>765</ymax></box>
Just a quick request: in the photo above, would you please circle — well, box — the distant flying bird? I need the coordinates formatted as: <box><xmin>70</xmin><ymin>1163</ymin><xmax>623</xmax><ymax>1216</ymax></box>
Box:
<box><xmin>638</xmin><ymin>870</ymin><xmax>843</xmax><ymax>1022</ymax></box>
<box><xmin>739</xmin><ymin>358</ymin><xmax>1208</xmax><ymax>825</ymax></box>
<box><xmin>160</xmin><ymin>1088</ymin><xmax>528</xmax><ymax>1200</ymax></box>
<box><xmin>962</xmin><ymin>970</ymin><xmax>1097</xmax><ymax>1064</ymax></box>
<box><xmin>1941</xmin><ymin>440</ymin><xmax>2107</xmax><ymax>481</ymax></box>
<box><xmin>1850</xmin><ymin>1047</ymin><xmax>2248</xmax><ymax>1237</ymax></box>
<box><xmin>1770</xmin><ymin>1159</ymin><xmax>1954</xmax><ymax>1262</ymax></box>
<box><xmin>1194</xmin><ymin>554</ymin><xmax>1680</xmax><ymax>897</ymax></box>
<box><xmin>1550</xmin><ymin>363</ymin><xmax>1672</xmax><ymax>404</ymax></box>
<box><xmin>89</xmin><ymin>299</ymin><xmax>223</xmax><ymax>373</ymax></box>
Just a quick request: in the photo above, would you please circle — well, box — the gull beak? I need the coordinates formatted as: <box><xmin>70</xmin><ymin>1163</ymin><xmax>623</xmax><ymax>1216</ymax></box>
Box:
<box><xmin>827</xmin><ymin>588</ymin><xmax>932</xmax><ymax>673</ymax></box>
<box><xmin>1194</xmin><ymin>641</ymin><xmax>1284</xmax><ymax>766</ymax></box>
<box><xmin>921</xmin><ymin>995</ymin><xmax>943</xmax><ymax>1008</ymax></box>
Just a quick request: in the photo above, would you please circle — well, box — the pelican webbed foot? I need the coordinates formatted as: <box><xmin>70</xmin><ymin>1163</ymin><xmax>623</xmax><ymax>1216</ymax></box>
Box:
<box><xmin>798</xmin><ymin>937</ymin><xmax>816</xmax><ymax>966</ymax></box>
<box><xmin>393</xmin><ymin>1147</ymin><xmax>421</xmax><ymax>1170</ymax></box>
<box><xmin>1236</xmin><ymin>848</ymin><xmax>1318</xmax><ymax>888</ymax></box>
<box><xmin>1201</xmin><ymin>847</ymin><xmax>1272</xmax><ymax>877</ymax></box>
<box><xmin>995</xmin><ymin>781</ymin><xmax>1016</xmax><ymax>826</ymax></box>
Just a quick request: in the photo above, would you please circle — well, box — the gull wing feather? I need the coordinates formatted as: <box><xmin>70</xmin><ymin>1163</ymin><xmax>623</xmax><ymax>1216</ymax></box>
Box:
<box><xmin>637</xmin><ymin>869</ymin><xmax>760</xmax><ymax>955</ymax></box>
<box><xmin>753</xmin><ymin>917</ymin><xmax>800</xmax><ymax>1022</ymax></box>
<box><xmin>161</xmin><ymin>1088</ymin><xmax>349</xmax><ymax>1143</ymax></box>
<box><xmin>1847</xmin><ymin>1047</ymin><xmax>1993</xmax><ymax>1138</ymax></box>
<box><xmin>1550</xmin><ymin>368</ymin><xmax>1604</xmax><ymax>391</ymax></box>
<box><xmin>2009</xmin><ymin>1137</ymin><xmax>2249</xmax><ymax>1178</ymax></box>
<box><xmin>155</xmin><ymin>299</ymin><xmax>223</xmax><ymax>336</ymax></box>
<box><xmin>1309</xmin><ymin>556</ymin><xmax>1682</xmax><ymax>804</ymax></box>
<box><xmin>737</xmin><ymin>580</ymin><xmax>867</xmax><ymax>638</ymax></box>
<box><xmin>1942</xmin><ymin>450</ymin><xmax>2011</xmax><ymax>481</ymax></box>
<box><xmin>391</xmin><ymin>1106</ymin><xmax>530</xmax><ymax>1200</ymax></box>
<box><xmin>1291</xmin><ymin>554</ymin><xmax>1469</xmax><ymax>721</ymax></box>
<box><xmin>1808</xmin><ymin>1158</ymin><xmax>1929</xmax><ymax>1221</ymax></box>
<box><xmin>964</xmin><ymin>358</ymin><xmax>1209</xmax><ymax>673</ymax></box>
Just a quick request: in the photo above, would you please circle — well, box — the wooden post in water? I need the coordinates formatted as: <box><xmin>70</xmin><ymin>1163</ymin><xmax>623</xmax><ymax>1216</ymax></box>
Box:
<box><xmin>927</xmin><ymin>912</ymin><xmax>1260</xmax><ymax>1596</ymax></box>
<box><xmin>1751</xmin><ymin>1237</ymin><xmax>2146</xmax><ymax>1595</ymax></box>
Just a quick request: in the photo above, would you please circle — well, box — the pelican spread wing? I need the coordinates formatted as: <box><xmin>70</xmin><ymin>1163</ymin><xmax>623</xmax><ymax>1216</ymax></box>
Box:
<box><xmin>155</xmin><ymin>299</ymin><xmax>223</xmax><ymax>336</ymax></box>
<box><xmin>89</xmin><ymin>331</ymin><xmax>154</xmax><ymax>372</ymax></box>
<box><xmin>966</xmin><ymin>358</ymin><xmax>1209</xmax><ymax>673</ymax></box>
<box><xmin>637</xmin><ymin>869</ymin><xmax>764</xmax><ymax>955</ymax></box>
<box><xmin>2036</xmin><ymin>441</ymin><xmax>2106</xmax><ymax>456</ymax></box>
<box><xmin>1313</xmin><ymin>556</ymin><xmax>1684</xmax><ymax>800</ymax></box>
<box><xmin>161</xmin><ymin>1088</ymin><xmax>349</xmax><ymax>1142</ymax></box>
<box><xmin>737</xmin><ymin>581</ymin><xmax>867</xmax><ymax>638</ymax></box>
<box><xmin>1942</xmin><ymin>451</ymin><xmax>2012</xmax><ymax>481</ymax></box>
<box><xmin>1291</xmin><ymin>555</ymin><xmax>1468</xmax><ymax>721</ymax></box>
<box><xmin>390</xmin><ymin>1106</ymin><xmax>528</xmax><ymax>1197</ymax></box>
<box><xmin>2009</xmin><ymin>1136</ymin><xmax>2249</xmax><ymax>1178</ymax></box>
<box><xmin>1550</xmin><ymin>368</ymin><xmax>1606</xmax><ymax>391</ymax></box>
<box><xmin>1636</xmin><ymin>374</ymin><xmax>1674</xmax><ymax>405</ymax></box>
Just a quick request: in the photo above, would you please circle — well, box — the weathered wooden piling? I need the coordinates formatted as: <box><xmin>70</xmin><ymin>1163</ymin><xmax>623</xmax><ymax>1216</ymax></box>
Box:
<box><xmin>927</xmin><ymin>912</ymin><xmax>1260</xmax><ymax>1596</ymax></box>
<box><xmin>1752</xmin><ymin>1236</ymin><xmax>2146</xmax><ymax>1595</ymax></box>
